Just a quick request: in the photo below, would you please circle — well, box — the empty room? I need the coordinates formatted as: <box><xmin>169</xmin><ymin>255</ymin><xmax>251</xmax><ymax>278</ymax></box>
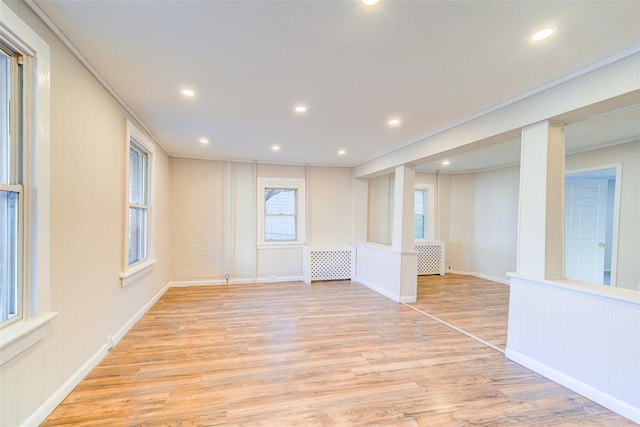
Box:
<box><xmin>0</xmin><ymin>0</ymin><xmax>639</xmax><ymax>425</ymax></box>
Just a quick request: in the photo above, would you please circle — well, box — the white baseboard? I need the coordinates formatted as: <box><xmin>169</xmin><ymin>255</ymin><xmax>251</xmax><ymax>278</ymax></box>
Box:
<box><xmin>169</xmin><ymin>276</ymin><xmax>304</xmax><ymax>287</ymax></box>
<box><xmin>353</xmin><ymin>276</ymin><xmax>401</xmax><ymax>302</ymax></box>
<box><xmin>449</xmin><ymin>269</ymin><xmax>471</xmax><ymax>275</ymax></box>
<box><xmin>506</xmin><ymin>347</ymin><xmax>640</xmax><ymax>424</ymax></box>
<box><xmin>471</xmin><ymin>272</ymin><xmax>510</xmax><ymax>285</ymax></box>
<box><xmin>112</xmin><ymin>282</ymin><xmax>170</xmax><ymax>346</ymax></box>
<box><xmin>254</xmin><ymin>276</ymin><xmax>304</xmax><ymax>284</ymax></box>
<box><xmin>22</xmin><ymin>344</ymin><xmax>108</xmax><ymax>427</ymax></box>
<box><xmin>22</xmin><ymin>282</ymin><xmax>171</xmax><ymax>427</ymax></box>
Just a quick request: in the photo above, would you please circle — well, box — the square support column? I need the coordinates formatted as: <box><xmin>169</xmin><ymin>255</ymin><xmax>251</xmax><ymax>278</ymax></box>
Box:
<box><xmin>517</xmin><ymin>121</ymin><xmax>565</xmax><ymax>280</ymax></box>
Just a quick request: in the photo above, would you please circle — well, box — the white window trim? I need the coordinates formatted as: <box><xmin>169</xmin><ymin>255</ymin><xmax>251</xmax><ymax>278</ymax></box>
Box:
<box><xmin>120</xmin><ymin>119</ymin><xmax>155</xmax><ymax>287</ymax></box>
<box><xmin>0</xmin><ymin>2</ymin><xmax>56</xmax><ymax>366</ymax></box>
<box><xmin>257</xmin><ymin>177</ymin><xmax>306</xmax><ymax>248</ymax></box>
<box><xmin>414</xmin><ymin>184</ymin><xmax>435</xmax><ymax>242</ymax></box>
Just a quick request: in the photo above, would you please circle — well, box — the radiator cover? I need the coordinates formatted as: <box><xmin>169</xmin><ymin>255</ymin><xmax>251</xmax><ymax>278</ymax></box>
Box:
<box><xmin>415</xmin><ymin>241</ymin><xmax>446</xmax><ymax>275</ymax></box>
<box><xmin>303</xmin><ymin>246</ymin><xmax>355</xmax><ymax>283</ymax></box>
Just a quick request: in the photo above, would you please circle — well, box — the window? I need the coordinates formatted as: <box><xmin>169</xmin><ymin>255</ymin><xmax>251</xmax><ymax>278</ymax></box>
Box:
<box><xmin>414</xmin><ymin>185</ymin><xmax>435</xmax><ymax>241</ymax></box>
<box><xmin>414</xmin><ymin>190</ymin><xmax>426</xmax><ymax>239</ymax></box>
<box><xmin>257</xmin><ymin>178</ymin><xmax>306</xmax><ymax>246</ymax></box>
<box><xmin>0</xmin><ymin>46</ymin><xmax>22</xmax><ymax>328</ymax></box>
<box><xmin>121</xmin><ymin>120</ymin><xmax>155</xmax><ymax>286</ymax></box>
<box><xmin>265</xmin><ymin>188</ymin><xmax>297</xmax><ymax>241</ymax></box>
<box><xmin>0</xmin><ymin>1</ymin><xmax>55</xmax><ymax>365</ymax></box>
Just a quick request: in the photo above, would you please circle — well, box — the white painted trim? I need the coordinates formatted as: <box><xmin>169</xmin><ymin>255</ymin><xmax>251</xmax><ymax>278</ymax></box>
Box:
<box><xmin>507</xmin><ymin>272</ymin><xmax>640</xmax><ymax>304</ymax></box>
<box><xmin>449</xmin><ymin>269</ymin><xmax>471</xmax><ymax>275</ymax></box>
<box><xmin>23</xmin><ymin>282</ymin><xmax>170</xmax><ymax>427</ymax></box>
<box><xmin>22</xmin><ymin>0</ymin><xmax>170</xmax><ymax>156</ymax></box>
<box><xmin>119</xmin><ymin>259</ymin><xmax>157</xmax><ymax>288</ymax></box>
<box><xmin>22</xmin><ymin>343</ymin><xmax>109</xmax><ymax>427</ymax></box>
<box><xmin>111</xmin><ymin>282</ymin><xmax>169</xmax><ymax>346</ymax></box>
<box><xmin>471</xmin><ymin>272</ymin><xmax>510</xmax><ymax>285</ymax></box>
<box><xmin>254</xmin><ymin>276</ymin><xmax>304</xmax><ymax>284</ymax></box>
<box><xmin>354</xmin><ymin>44</ymin><xmax>640</xmax><ymax>169</ymax></box>
<box><xmin>256</xmin><ymin>177</ymin><xmax>307</xmax><ymax>246</ymax></box>
<box><xmin>356</xmin><ymin>242</ymin><xmax>415</xmax><ymax>256</ymax></box>
<box><xmin>353</xmin><ymin>277</ymin><xmax>400</xmax><ymax>302</ymax></box>
<box><xmin>506</xmin><ymin>348</ymin><xmax>640</xmax><ymax>424</ymax></box>
<box><xmin>0</xmin><ymin>311</ymin><xmax>57</xmax><ymax>366</ymax></box>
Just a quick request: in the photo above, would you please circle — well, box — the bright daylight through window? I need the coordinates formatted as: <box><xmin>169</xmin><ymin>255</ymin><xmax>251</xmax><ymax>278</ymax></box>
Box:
<box><xmin>414</xmin><ymin>189</ymin><xmax>427</xmax><ymax>239</ymax></box>
<box><xmin>0</xmin><ymin>46</ymin><xmax>22</xmax><ymax>328</ymax></box>
<box><xmin>265</xmin><ymin>188</ymin><xmax>297</xmax><ymax>241</ymax></box>
<box><xmin>128</xmin><ymin>139</ymin><xmax>150</xmax><ymax>266</ymax></box>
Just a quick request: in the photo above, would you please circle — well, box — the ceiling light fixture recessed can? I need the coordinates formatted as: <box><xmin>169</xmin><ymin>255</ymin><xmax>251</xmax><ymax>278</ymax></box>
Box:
<box><xmin>362</xmin><ymin>0</ymin><xmax>380</xmax><ymax>6</ymax></box>
<box><xmin>181</xmin><ymin>88</ymin><xmax>195</xmax><ymax>97</ymax></box>
<box><xmin>338</xmin><ymin>149</ymin><xmax>346</xmax><ymax>156</ymax></box>
<box><xmin>271</xmin><ymin>145</ymin><xmax>281</xmax><ymax>152</ymax></box>
<box><xmin>294</xmin><ymin>105</ymin><xmax>307</xmax><ymax>113</ymax></box>
<box><xmin>388</xmin><ymin>118</ymin><xmax>401</xmax><ymax>126</ymax></box>
<box><xmin>199</xmin><ymin>138</ymin><xmax>209</xmax><ymax>144</ymax></box>
<box><xmin>532</xmin><ymin>28</ymin><xmax>554</xmax><ymax>41</ymax></box>
<box><xmin>441</xmin><ymin>160</ymin><xmax>451</xmax><ymax>166</ymax></box>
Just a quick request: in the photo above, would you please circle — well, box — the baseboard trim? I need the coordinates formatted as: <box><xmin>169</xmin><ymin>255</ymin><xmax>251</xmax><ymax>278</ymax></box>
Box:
<box><xmin>112</xmin><ymin>282</ymin><xmax>170</xmax><ymax>346</ymax></box>
<box><xmin>353</xmin><ymin>276</ymin><xmax>401</xmax><ymax>303</ymax></box>
<box><xmin>505</xmin><ymin>347</ymin><xmax>640</xmax><ymax>424</ymax></box>
<box><xmin>169</xmin><ymin>276</ymin><xmax>304</xmax><ymax>287</ymax></box>
<box><xmin>23</xmin><ymin>282</ymin><xmax>171</xmax><ymax>427</ymax></box>
<box><xmin>471</xmin><ymin>272</ymin><xmax>510</xmax><ymax>285</ymax></box>
<box><xmin>22</xmin><ymin>344</ymin><xmax>108</xmax><ymax>427</ymax></box>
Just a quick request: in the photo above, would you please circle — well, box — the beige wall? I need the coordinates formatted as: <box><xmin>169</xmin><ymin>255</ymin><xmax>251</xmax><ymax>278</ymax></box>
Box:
<box><xmin>1</xmin><ymin>2</ymin><xmax>171</xmax><ymax>426</ymax></box>
<box><xmin>367</xmin><ymin>173</ymin><xmax>394</xmax><ymax>245</ymax></box>
<box><xmin>170</xmin><ymin>160</ymin><xmax>353</xmax><ymax>282</ymax></box>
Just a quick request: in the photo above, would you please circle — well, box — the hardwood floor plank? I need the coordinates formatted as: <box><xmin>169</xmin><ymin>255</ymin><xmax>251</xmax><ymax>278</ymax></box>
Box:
<box><xmin>42</xmin><ymin>279</ymin><xmax>636</xmax><ymax>426</ymax></box>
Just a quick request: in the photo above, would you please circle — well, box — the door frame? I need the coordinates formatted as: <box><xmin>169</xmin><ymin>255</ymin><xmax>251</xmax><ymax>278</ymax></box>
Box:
<box><xmin>565</xmin><ymin>162</ymin><xmax>621</xmax><ymax>286</ymax></box>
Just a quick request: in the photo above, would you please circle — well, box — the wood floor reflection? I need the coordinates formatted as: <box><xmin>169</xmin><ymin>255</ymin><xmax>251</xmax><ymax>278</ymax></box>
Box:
<box><xmin>43</xmin><ymin>279</ymin><xmax>634</xmax><ymax>426</ymax></box>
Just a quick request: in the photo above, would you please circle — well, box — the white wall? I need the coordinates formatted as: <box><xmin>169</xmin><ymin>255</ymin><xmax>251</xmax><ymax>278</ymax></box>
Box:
<box><xmin>471</xmin><ymin>166</ymin><xmax>520</xmax><ymax>282</ymax></box>
<box><xmin>367</xmin><ymin>173</ymin><xmax>394</xmax><ymax>246</ymax></box>
<box><xmin>0</xmin><ymin>2</ymin><xmax>172</xmax><ymax>425</ymax></box>
<box><xmin>169</xmin><ymin>161</ymin><xmax>353</xmax><ymax>283</ymax></box>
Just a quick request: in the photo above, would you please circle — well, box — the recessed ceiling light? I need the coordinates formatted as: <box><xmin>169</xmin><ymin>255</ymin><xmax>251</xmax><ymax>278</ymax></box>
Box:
<box><xmin>271</xmin><ymin>144</ymin><xmax>281</xmax><ymax>152</ymax></box>
<box><xmin>441</xmin><ymin>160</ymin><xmax>451</xmax><ymax>166</ymax></box>
<box><xmin>294</xmin><ymin>105</ymin><xmax>307</xmax><ymax>113</ymax></box>
<box><xmin>181</xmin><ymin>88</ymin><xmax>195</xmax><ymax>97</ymax></box>
<box><xmin>362</xmin><ymin>0</ymin><xmax>380</xmax><ymax>5</ymax></box>
<box><xmin>199</xmin><ymin>138</ymin><xmax>209</xmax><ymax>144</ymax></box>
<box><xmin>532</xmin><ymin>28</ymin><xmax>554</xmax><ymax>41</ymax></box>
<box><xmin>338</xmin><ymin>149</ymin><xmax>346</xmax><ymax>156</ymax></box>
<box><xmin>388</xmin><ymin>118</ymin><xmax>401</xmax><ymax>127</ymax></box>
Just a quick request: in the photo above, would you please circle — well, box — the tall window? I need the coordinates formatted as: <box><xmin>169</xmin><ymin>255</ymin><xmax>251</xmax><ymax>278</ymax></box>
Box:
<box><xmin>128</xmin><ymin>140</ymin><xmax>149</xmax><ymax>265</ymax></box>
<box><xmin>0</xmin><ymin>46</ymin><xmax>22</xmax><ymax>328</ymax></box>
<box><xmin>265</xmin><ymin>188</ymin><xmax>297</xmax><ymax>241</ymax></box>
<box><xmin>121</xmin><ymin>120</ymin><xmax>155</xmax><ymax>286</ymax></box>
<box><xmin>257</xmin><ymin>178</ymin><xmax>306</xmax><ymax>246</ymax></box>
<box><xmin>414</xmin><ymin>189</ymin><xmax>427</xmax><ymax>239</ymax></box>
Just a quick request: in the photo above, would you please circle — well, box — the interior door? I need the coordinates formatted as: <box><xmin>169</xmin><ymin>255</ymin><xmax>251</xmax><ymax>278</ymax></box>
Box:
<box><xmin>564</xmin><ymin>178</ymin><xmax>608</xmax><ymax>284</ymax></box>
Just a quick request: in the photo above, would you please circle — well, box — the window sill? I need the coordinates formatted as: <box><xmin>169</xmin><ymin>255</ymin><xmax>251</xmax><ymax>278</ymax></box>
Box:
<box><xmin>256</xmin><ymin>242</ymin><xmax>306</xmax><ymax>250</ymax></box>
<box><xmin>0</xmin><ymin>311</ymin><xmax>58</xmax><ymax>366</ymax></box>
<box><xmin>120</xmin><ymin>258</ymin><xmax>156</xmax><ymax>287</ymax></box>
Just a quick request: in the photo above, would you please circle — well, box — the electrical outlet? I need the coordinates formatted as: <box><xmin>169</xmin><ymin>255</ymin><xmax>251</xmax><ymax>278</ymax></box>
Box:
<box><xmin>224</xmin><ymin>273</ymin><xmax>230</xmax><ymax>280</ymax></box>
<box><xmin>174</xmin><ymin>272</ymin><xmax>180</xmax><ymax>279</ymax></box>
<box><xmin>106</xmin><ymin>335</ymin><xmax>114</xmax><ymax>351</ymax></box>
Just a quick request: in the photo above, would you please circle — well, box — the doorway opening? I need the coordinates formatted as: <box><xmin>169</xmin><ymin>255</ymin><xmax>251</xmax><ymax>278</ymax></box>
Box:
<box><xmin>565</xmin><ymin>165</ymin><xmax>620</xmax><ymax>286</ymax></box>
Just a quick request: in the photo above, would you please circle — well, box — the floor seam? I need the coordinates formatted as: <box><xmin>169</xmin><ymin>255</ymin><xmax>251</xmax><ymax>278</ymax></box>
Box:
<box><xmin>402</xmin><ymin>303</ymin><xmax>505</xmax><ymax>355</ymax></box>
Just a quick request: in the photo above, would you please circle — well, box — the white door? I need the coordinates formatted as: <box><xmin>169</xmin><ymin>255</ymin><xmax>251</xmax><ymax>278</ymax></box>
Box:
<box><xmin>565</xmin><ymin>179</ymin><xmax>608</xmax><ymax>284</ymax></box>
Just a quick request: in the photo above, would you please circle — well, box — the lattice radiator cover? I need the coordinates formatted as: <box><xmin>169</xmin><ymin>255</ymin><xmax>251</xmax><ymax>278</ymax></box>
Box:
<box><xmin>303</xmin><ymin>246</ymin><xmax>355</xmax><ymax>283</ymax></box>
<box><xmin>415</xmin><ymin>241</ymin><xmax>446</xmax><ymax>275</ymax></box>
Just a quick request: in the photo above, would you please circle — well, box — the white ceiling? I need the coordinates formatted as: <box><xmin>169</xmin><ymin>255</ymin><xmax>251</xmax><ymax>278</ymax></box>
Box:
<box><xmin>34</xmin><ymin>0</ymin><xmax>640</xmax><ymax>168</ymax></box>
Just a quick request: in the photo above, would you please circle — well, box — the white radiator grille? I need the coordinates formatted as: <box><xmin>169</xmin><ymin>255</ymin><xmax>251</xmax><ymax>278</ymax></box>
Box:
<box><xmin>415</xmin><ymin>241</ymin><xmax>445</xmax><ymax>275</ymax></box>
<box><xmin>303</xmin><ymin>246</ymin><xmax>355</xmax><ymax>283</ymax></box>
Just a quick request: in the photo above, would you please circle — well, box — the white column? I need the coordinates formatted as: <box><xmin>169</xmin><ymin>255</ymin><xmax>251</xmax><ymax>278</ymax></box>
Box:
<box><xmin>392</xmin><ymin>165</ymin><xmax>415</xmax><ymax>251</ymax></box>
<box><xmin>517</xmin><ymin>120</ymin><xmax>565</xmax><ymax>279</ymax></box>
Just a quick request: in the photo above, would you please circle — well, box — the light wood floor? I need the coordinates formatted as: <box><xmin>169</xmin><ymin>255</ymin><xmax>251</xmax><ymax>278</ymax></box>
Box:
<box><xmin>412</xmin><ymin>274</ymin><xmax>509</xmax><ymax>350</ymax></box>
<box><xmin>43</xmin><ymin>277</ymin><xmax>636</xmax><ymax>426</ymax></box>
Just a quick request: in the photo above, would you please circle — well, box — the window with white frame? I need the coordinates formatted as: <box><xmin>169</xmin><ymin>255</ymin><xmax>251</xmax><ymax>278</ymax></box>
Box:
<box><xmin>0</xmin><ymin>1</ymin><xmax>55</xmax><ymax>365</ymax></box>
<box><xmin>121</xmin><ymin>120</ymin><xmax>155</xmax><ymax>286</ymax></box>
<box><xmin>0</xmin><ymin>45</ymin><xmax>22</xmax><ymax>328</ymax></box>
<box><xmin>414</xmin><ymin>186</ymin><xmax>435</xmax><ymax>240</ymax></box>
<box><xmin>257</xmin><ymin>178</ymin><xmax>306</xmax><ymax>246</ymax></box>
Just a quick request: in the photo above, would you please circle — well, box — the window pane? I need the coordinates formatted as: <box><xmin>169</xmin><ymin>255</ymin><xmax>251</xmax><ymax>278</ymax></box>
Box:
<box><xmin>414</xmin><ymin>214</ymin><xmax>425</xmax><ymax>239</ymax></box>
<box><xmin>0</xmin><ymin>190</ymin><xmax>19</xmax><ymax>323</ymax></box>
<box><xmin>265</xmin><ymin>189</ymin><xmax>296</xmax><ymax>214</ymax></box>
<box><xmin>129</xmin><ymin>146</ymin><xmax>146</xmax><ymax>205</ymax></box>
<box><xmin>128</xmin><ymin>207</ymin><xmax>147</xmax><ymax>265</ymax></box>
<box><xmin>0</xmin><ymin>52</ymin><xmax>9</xmax><ymax>184</ymax></box>
<box><xmin>414</xmin><ymin>190</ymin><xmax>424</xmax><ymax>214</ymax></box>
<box><xmin>265</xmin><ymin>215</ymin><xmax>296</xmax><ymax>241</ymax></box>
